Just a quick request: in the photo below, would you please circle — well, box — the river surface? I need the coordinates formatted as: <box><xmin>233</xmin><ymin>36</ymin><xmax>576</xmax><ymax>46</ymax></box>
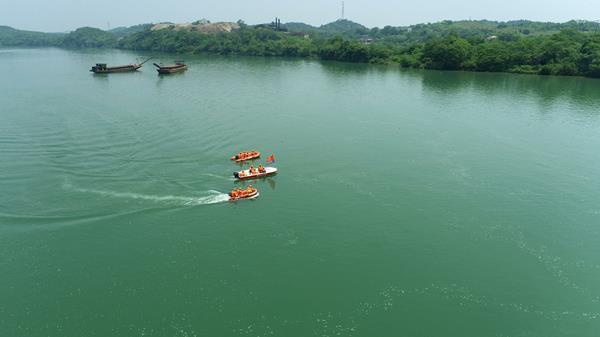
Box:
<box><xmin>1</xmin><ymin>48</ymin><xmax>600</xmax><ymax>337</ymax></box>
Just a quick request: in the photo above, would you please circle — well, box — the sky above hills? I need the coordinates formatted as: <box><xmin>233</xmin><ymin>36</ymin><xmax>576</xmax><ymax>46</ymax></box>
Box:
<box><xmin>3</xmin><ymin>0</ymin><xmax>599</xmax><ymax>32</ymax></box>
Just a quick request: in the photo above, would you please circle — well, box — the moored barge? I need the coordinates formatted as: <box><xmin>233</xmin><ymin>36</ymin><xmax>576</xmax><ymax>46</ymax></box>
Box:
<box><xmin>90</xmin><ymin>57</ymin><xmax>152</xmax><ymax>74</ymax></box>
<box><xmin>154</xmin><ymin>62</ymin><xmax>188</xmax><ymax>74</ymax></box>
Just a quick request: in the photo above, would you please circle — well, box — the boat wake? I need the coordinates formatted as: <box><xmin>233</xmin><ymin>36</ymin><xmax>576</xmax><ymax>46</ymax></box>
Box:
<box><xmin>64</xmin><ymin>183</ymin><xmax>229</xmax><ymax>206</ymax></box>
<box><xmin>199</xmin><ymin>173</ymin><xmax>235</xmax><ymax>181</ymax></box>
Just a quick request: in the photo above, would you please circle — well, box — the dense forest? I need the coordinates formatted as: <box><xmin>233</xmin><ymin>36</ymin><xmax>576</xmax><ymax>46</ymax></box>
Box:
<box><xmin>3</xmin><ymin>19</ymin><xmax>600</xmax><ymax>78</ymax></box>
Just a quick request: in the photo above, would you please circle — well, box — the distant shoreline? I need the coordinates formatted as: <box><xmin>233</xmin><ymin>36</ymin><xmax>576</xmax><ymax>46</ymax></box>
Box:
<box><xmin>3</xmin><ymin>19</ymin><xmax>600</xmax><ymax>79</ymax></box>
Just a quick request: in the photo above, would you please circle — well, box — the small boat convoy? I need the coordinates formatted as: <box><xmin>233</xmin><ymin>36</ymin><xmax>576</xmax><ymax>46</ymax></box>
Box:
<box><xmin>154</xmin><ymin>62</ymin><xmax>188</xmax><ymax>74</ymax></box>
<box><xmin>230</xmin><ymin>151</ymin><xmax>260</xmax><ymax>162</ymax></box>
<box><xmin>229</xmin><ymin>186</ymin><xmax>259</xmax><ymax>201</ymax></box>
<box><xmin>200</xmin><ymin>151</ymin><xmax>276</xmax><ymax>203</ymax></box>
<box><xmin>234</xmin><ymin>165</ymin><xmax>277</xmax><ymax>180</ymax></box>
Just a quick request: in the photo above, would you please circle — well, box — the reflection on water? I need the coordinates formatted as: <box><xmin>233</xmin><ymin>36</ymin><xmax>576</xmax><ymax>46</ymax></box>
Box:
<box><xmin>317</xmin><ymin>57</ymin><xmax>600</xmax><ymax>114</ymax></box>
<box><xmin>267</xmin><ymin>177</ymin><xmax>276</xmax><ymax>190</ymax></box>
<box><xmin>232</xmin><ymin>176</ymin><xmax>276</xmax><ymax>191</ymax></box>
<box><xmin>420</xmin><ymin>69</ymin><xmax>600</xmax><ymax>113</ymax></box>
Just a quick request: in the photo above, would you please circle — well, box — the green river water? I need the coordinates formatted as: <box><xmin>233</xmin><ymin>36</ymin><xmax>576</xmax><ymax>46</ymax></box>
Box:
<box><xmin>1</xmin><ymin>48</ymin><xmax>600</xmax><ymax>337</ymax></box>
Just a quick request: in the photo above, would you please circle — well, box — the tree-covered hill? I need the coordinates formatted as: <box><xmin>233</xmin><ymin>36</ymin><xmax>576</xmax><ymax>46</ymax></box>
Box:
<box><xmin>319</xmin><ymin>19</ymin><xmax>367</xmax><ymax>35</ymax></box>
<box><xmin>0</xmin><ymin>26</ymin><xmax>64</xmax><ymax>46</ymax></box>
<box><xmin>283</xmin><ymin>19</ymin><xmax>368</xmax><ymax>37</ymax></box>
<box><xmin>61</xmin><ymin>27</ymin><xmax>117</xmax><ymax>48</ymax></box>
<box><xmin>369</xmin><ymin>19</ymin><xmax>600</xmax><ymax>46</ymax></box>
<box><xmin>283</xmin><ymin>22</ymin><xmax>316</xmax><ymax>32</ymax></box>
<box><xmin>109</xmin><ymin>24</ymin><xmax>153</xmax><ymax>38</ymax></box>
<box><xmin>0</xmin><ymin>24</ymin><xmax>145</xmax><ymax>47</ymax></box>
<box><xmin>281</xmin><ymin>19</ymin><xmax>600</xmax><ymax>43</ymax></box>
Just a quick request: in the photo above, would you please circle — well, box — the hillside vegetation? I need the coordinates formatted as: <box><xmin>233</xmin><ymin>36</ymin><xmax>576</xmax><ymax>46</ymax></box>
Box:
<box><xmin>62</xmin><ymin>27</ymin><xmax>117</xmax><ymax>48</ymax></box>
<box><xmin>3</xmin><ymin>19</ymin><xmax>600</xmax><ymax>78</ymax></box>
<box><xmin>117</xmin><ymin>20</ymin><xmax>600</xmax><ymax>78</ymax></box>
<box><xmin>0</xmin><ymin>26</ymin><xmax>64</xmax><ymax>46</ymax></box>
<box><xmin>109</xmin><ymin>24</ymin><xmax>153</xmax><ymax>38</ymax></box>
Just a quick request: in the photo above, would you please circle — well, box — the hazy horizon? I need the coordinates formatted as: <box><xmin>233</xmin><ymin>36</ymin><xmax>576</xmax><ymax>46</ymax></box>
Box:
<box><xmin>2</xmin><ymin>0</ymin><xmax>600</xmax><ymax>32</ymax></box>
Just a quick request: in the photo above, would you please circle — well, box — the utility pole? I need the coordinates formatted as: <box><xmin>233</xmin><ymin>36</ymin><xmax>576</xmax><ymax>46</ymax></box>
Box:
<box><xmin>342</xmin><ymin>1</ymin><xmax>345</xmax><ymax>20</ymax></box>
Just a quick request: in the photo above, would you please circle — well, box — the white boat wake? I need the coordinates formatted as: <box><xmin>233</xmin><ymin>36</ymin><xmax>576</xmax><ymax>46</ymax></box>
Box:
<box><xmin>64</xmin><ymin>182</ymin><xmax>229</xmax><ymax>206</ymax></box>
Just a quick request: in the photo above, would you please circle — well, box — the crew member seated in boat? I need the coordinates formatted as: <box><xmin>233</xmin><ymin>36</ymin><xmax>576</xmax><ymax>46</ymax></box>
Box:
<box><xmin>258</xmin><ymin>165</ymin><xmax>266</xmax><ymax>173</ymax></box>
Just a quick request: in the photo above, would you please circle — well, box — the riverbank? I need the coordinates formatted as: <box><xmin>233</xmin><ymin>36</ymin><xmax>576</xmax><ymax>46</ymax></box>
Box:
<box><xmin>4</xmin><ymin>19</ymin><xmax>600</xmax><ymax>78</ymax></box>
<box><xmin>115</xmin><ymin>27</ymin><xmax>600</xmax><ymax>78</ymax></box>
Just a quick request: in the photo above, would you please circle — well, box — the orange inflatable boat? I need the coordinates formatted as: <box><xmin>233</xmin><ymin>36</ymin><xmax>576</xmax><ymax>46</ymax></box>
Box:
<box><xmin>230</xmin><ymin>151</ymin><xmax>260</xmax><ymax>162</ymax></box>
<box><xmin>229</xmin><ymin>186</ymin><xmax>259</xmax><ymax>201</ymax></box>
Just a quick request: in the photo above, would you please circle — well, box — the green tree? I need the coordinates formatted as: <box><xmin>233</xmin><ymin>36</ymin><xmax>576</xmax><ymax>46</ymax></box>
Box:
<box><xmin>475</xmin><ymin>41</ymin><xmax>510</xmax><ymax>71</ymax></box>
<box><xmin>421</xmin><ymin>35</ymin><xmax>473</xmax><ymax>70</ymax></box>
<box><xmin>580</xmin><ymin>36</ymin><xmax>600</xmax><ymax>77</ymax></box>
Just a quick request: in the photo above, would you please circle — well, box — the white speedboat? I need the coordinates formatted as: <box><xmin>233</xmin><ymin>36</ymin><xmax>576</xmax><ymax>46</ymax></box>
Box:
<box><xmin>233</xmin><ymin>167</ymin><xmax>278</xmax><ymax>180</ymax></box>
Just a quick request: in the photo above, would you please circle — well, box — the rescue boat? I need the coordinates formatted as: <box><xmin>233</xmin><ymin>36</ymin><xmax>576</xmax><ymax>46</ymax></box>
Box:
<box><xmin>229</xmin><ymin>187</ymin><xmax>259</xmax><ymax>201</ymax></box>
<box><xmin>230</xmin><ymin>151</ymin><xmax>260</xmax><ymax>162</ymax></box>
<box><xmin>233</xmin><ymin>167</ymin><xmax>278</xmax><ymax>180</ymax></box>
